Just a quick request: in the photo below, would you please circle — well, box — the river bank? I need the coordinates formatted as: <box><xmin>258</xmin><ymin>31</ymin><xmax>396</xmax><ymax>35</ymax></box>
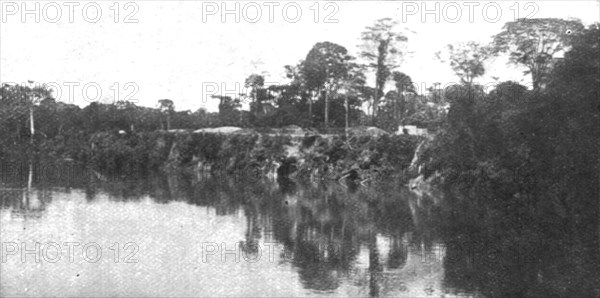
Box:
<box><xmin>90</xmin><ymin>127</ymin><xmax>423</xmax><ymax>184</ymax></box>
<box><xmin>1</xmin><ymin>127</ymin><xmax>423</xmax><ymax>186</ymax></box>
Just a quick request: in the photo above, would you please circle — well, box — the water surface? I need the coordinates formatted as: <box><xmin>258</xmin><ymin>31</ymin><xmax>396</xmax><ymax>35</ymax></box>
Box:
<box><xmin>1</xmin><ymin>165</ymin><xmax>596</xmax><ymax>297</ymax></box>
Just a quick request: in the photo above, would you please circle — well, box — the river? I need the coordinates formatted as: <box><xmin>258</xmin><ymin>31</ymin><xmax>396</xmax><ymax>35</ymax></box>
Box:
<box><xmin>0</xmin><ymin>164</ymin><xmax>596</xmax><ymax>297</ymax></box>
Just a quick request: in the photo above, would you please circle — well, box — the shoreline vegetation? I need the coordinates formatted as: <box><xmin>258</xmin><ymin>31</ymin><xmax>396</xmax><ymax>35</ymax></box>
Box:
<box><xmin>0</xmin><ymin>127</ymin><xmax>424</xmax><ymax>186</ymax></box>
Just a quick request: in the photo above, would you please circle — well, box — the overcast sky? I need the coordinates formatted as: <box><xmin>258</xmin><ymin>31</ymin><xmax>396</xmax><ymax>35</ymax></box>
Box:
<box><xmin>1</xmin><ymin>1</ymin><xmax>598</xmax><ymax>112</ymax></box>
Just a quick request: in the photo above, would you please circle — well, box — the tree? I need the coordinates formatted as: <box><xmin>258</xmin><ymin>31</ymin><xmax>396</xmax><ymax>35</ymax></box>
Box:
<box><xmin>542</xmin><ymin>23</ymin><xmax>600</xmax><ymax>259</ymax></box>
<box><xmin>244</xmin><ymin>73</ymin><xmax>275</xmax><ymax>122</ymax></box>
<box><xmin>301</xmin><ymin>41</ymin><xmax>353</xmax><ymax>128</ymax></box>
<box><xmin>0</xmin><ymin>83</ymin><xmax>52</xmax><ymax>144</ymax></box>
<box><xmin>264</xmin><ymin>83</ymin><xmax>305</xmax><ymax>127</ymax></box>
<box><xmin>115</xmin><ymin>101</ymin><xmax>139</xmax><ymax>132</ymax></box>
<box><xmin>360</xmin><ymin>18</ymin><xmax>409</xmax><ymax>124</ymax></box>
<box><xmin>282</xmin><ymin>62</ymin><xmax>312</xmax><ymax>125</ymax></box>
<box><xmin>244</xmin><ymin>74</ymin><xmax>265</xmax><ymax>94</ymax></box>
<box><xmin>492</xmin><ymin>18</ymin><xmax>584</xmax><ymax>90</ymax></box>
<box><xmin>1</xmin><ymin>84</ymin><xmax>27</xmax><ymax>145</ymax></box>
<box><xmin>549</xmin><ymin>23</ymin><xmax>600</xmax><ymax>93</ymax></box>
<box><xmin>215</xmin><ymin>95</ymin><xmax>241</xmax><ymax>126</ymax></box>
<box><xmin>327</xmin><ymin>66</ymin><xmax>367</xmax><ymax>131</ymax></box>
<box><xmin>436</xmin><ymin>41</ymin><xmax>489</xmax><ymax>85</ymax></box>
<box><xmin>158</xmin><ymin>99</ymin><xmax>175</xmax><ymax>130</ymax></box>
<box><xmin>391</xmin><ymin>71</ymin><xmax>416</xmax><ymax>123</ymax></box>
<box><xmin>244</xmin><ymin>74</ymin><xmax>265</xmax><ymax>107</ymax></box>
<box><xmin>427</xmin><ymin>82</ymin><xmax>444</xmax><ymax>105</ymax></box>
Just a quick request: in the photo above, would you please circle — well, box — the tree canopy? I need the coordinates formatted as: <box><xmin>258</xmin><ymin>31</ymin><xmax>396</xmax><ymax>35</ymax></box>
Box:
<box><xmin>492</xmin><ymin>18</ymin><xmax>585</xmax><ymax>90</ymax></box>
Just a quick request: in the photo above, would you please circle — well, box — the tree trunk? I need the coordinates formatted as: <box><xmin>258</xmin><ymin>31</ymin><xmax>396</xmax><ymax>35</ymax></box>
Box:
<box><xmin>393</xmin><ymin>94</ymin><xmax>398</xmax><ymax>123</ymax></box>
<box><xmin>373</xmin><ymin>40</ymin><xmax>388</xmax><ymax>126</ymax></box>
<box><xmin>531</xmin><ymin>61</ymin><xmax>541</xmax><ymax>91</ymax></box>
<box><xmin>373</xmin><ymin>87</ymin><xmax>380</xmax><ymax>124</ymax></box>
<box><xmin>324</xmin><ymin>88</ymin><xmax>329</xmax><ymax>129</ymax></box>
<box><xmin>308</xmin><ymin>98</ymin><xmax>313</xmax><ymax>126</ymax></box>
<box><xmin>29</xmin><ymin>106</ymin><xmax>35</xmax><ymax>144</ymax></box>
<box><xmin>399</xmin><ymin>94</ymin><xmax>404</xmax><ymax>123</ymax></box>
<box><xmin>532</xmin><ymin>75</ymin><xmax>540</xmax><ymax>91</ymax></box>
<box><xmin>310</xmin><ymin>89</ymin><xmax>317</xmax><ymax>127</ymax></box>
<box><xmin>344</xmin><ymin>94</ymin><xmax>349</xmax><ymax>138</ymax></box>
<box><xmin>368</xmin><ymin>231</ymin><xmax>381</xmax><ymax>297</ymax></box>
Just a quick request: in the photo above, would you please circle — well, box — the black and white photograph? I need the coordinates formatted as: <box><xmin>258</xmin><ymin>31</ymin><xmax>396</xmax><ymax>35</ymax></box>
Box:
<box><xmin>0</xmin><ymin>1</ymin><xmax>599</xmax><ymax>297</ymax></box>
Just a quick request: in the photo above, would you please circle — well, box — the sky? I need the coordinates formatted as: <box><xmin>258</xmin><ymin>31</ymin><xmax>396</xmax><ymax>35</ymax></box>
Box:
<box><xmin>1</xmin><ymin>1</ymin><xmax>598</xmax><ymax>112</ymax></box>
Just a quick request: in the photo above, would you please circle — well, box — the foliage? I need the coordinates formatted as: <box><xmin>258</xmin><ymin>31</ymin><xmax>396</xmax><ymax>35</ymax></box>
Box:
<box><xmin>421</xmin><ymin>23</ymin><xmax>600</xmax><ymax>296</ymax></box>
<box><xmin>436</xmin><ymin>41</ymin><xmax>490</xmax><ymax>84</ymax></box>
<box><xmin>157</xmin><ymin>99</ymin><xmax>175</xmax><ymax>130</ymax></box>
<box><xmin>214</xmin><ymin>95</ymin><xmax>245</xmax><ymax>127</ymax></box>
<box><xmin>300</xmin><ymin>41</ymin><xmax>356</xmax><ymax>128</ymax></box>
<box><xmin>360</xmin><ymin>18</ymin><xmax>410</xmax><ymax>122</ymax></box>
<box><xmin>492</xmin><ymin>18</ymin><xmax>585</xmax><ymax>90</ymax></box>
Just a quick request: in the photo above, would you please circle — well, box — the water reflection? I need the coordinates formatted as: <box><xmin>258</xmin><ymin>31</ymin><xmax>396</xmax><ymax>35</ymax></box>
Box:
<box><xmin>1</xmin><ymin>165</ymin><xmax>597</xmax><ymax>297</ymax></box>
<box><xmin>437</xmin><ymin>190</ymin><xmax>600</xmax><ymax>297</ymax></box>
<box><xmin>0</xmin><ymin>162</ymin><xmax>52</xmax><ymax>220</ymax></box>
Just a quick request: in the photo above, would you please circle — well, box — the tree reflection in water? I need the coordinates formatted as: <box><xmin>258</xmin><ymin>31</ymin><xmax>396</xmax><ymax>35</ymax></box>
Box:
<box><xmin>439</xmin><ymin>189</ymin><xmax>600</xmax><ymax>297</ymax></box>
<box><xmin>2</xmin><ymin>166</ymin><xmax>598</xmax><ymax>297</ymax></box>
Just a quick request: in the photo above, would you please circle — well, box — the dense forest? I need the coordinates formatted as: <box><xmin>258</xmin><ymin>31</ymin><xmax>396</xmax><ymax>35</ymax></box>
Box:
<box><xmin>418</xmin><ymin>21</ymin><xmax>600</xmax><ymax>296</ymax></box>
